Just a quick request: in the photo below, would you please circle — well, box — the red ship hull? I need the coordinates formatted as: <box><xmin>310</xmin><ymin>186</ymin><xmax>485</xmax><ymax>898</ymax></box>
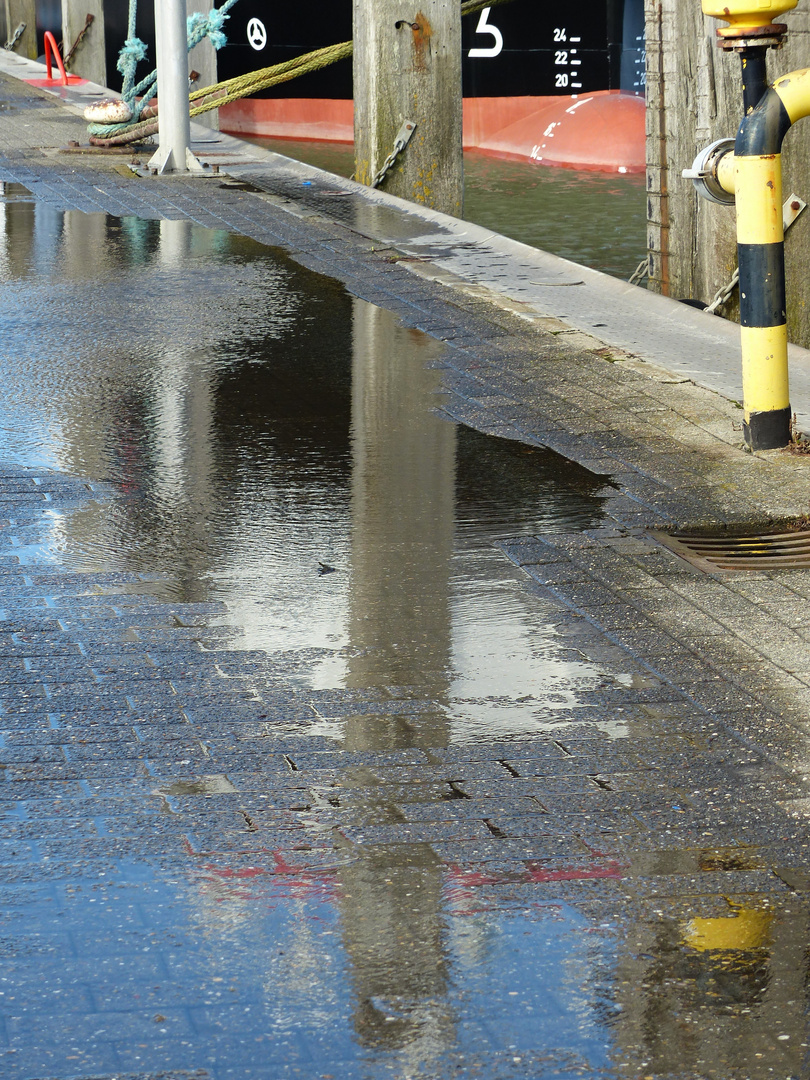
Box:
<box><xmin>219</xmin><ymin>89</ymin><xmax>645</xmax><ymax>174</ymax></box>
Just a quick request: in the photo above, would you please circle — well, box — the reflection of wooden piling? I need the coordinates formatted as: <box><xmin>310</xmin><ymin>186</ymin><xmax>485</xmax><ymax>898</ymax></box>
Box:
<box><xmin>645</xmin><ymin>0</ymin><xmax>810</xmax><ymax>346</ymax></box>
<box><xmin>346</xmin><ymin>299</ymin><xmax>455</xmax><ymax>716</ymax></box>
<box><xmin>353</xmin><ymin>0</ymin><xmax>462</xmax><ymax>216</ymax></box>
<box><xmin>3</xmin><ymin>0</ymin><xmax>36</xmax><ymax>59</ymax></box>
<box><xmin>61</xmin><ymin>0</ymin><xmax>106</xmax><ymax>84</ymax></box>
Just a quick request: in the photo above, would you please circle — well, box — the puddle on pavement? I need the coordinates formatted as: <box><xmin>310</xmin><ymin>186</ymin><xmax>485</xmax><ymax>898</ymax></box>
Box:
<box><xmin>3</xmin><ymin>187</ymin><xmax>810</xmax><ymax>1080</ymax></box>
<box><xmin>158</xmin><ymin>775</ymin><xmax>239</xmax><ymax>797</ymax></box>
<box><xmin>0</xmin><ymin>188</ymin><xmax>620</xmax><ymax>741</ymax></box>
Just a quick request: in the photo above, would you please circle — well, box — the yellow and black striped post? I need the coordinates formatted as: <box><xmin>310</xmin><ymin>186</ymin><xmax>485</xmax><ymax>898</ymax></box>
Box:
<box><xmin>734</xmin><ymin>69</ymin><xmax>810</xmax><ymax>449</ymax></box>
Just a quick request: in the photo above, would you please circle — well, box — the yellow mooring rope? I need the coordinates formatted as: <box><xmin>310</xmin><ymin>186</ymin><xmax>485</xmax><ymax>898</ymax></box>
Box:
<box><xmin>189</xmin><ymin>39</ymin><xmax>355</xmax><ymax>114</ymax></box>
<box><xmin>88</xmin><ymin>0</ymin><xmax>515</xmax><ymax>147</ymax></box>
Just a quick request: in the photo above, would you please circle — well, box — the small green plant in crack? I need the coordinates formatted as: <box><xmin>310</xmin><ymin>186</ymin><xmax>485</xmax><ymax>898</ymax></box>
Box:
<box><xmin>593</xmin><ymin>346</ymin><xmax>627</xmax><ymax>363</ymax></box>
<box><xmin>785</xmin><ymin>412</ymin><xmax>810</xmax><ymax>455</ymax></box>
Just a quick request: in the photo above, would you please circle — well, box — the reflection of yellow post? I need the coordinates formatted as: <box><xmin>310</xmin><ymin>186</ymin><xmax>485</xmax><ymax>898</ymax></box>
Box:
<box><xmin>684</xmin><ymin>905</ymin><xmax>773</xmax><ymax>951</ymax></box>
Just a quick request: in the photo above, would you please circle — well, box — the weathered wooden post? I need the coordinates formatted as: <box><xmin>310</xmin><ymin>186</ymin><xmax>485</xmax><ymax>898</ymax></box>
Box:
<box><xmin>645</xmin><ymin>0</ymin><xmax>810</xmax><ymax>346</ymax></box>
<box><xmin>61</xmin><ymin>0</ymin><xmax>106</xmax><ymax>85</ymax></box>
<box><xmin>187</xmin><ymin>0</ymin><xmax>218</xmax><ymax>129</ymax></box>
<box><xmin>353</xmin><ymin>0</ymin><xmax>463</xmax><ymax>216</ymax></box>
<box><xmin>3</xmin><ymin>0</ymin><xmax>36</xmax><ymax>59</ymax></box>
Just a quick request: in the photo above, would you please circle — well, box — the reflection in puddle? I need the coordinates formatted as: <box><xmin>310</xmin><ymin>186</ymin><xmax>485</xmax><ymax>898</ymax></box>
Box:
<box><xmin>613</xmin><ymin>893</ymin><xmax>809</xmax><ymax>1077</ymax></box>
<box><xmin>0</xmin><ymin>194</ymin><xmax>613</xmax><ymax>741</ymax></box>
<box><xmin>684</xmin><ymin>904</ymin><xmax>773</xmax><ymax>952</ymax></box>
<box><xmin>158</xmin><ymin>775</ymin><xmax>239</xmax><ymax>797</ymax></box>
<box><xmin>1</xmin><ymin>186</ymin><xmax>809</xmax><ymax>1080</ymax></box>
<box><xmin>0</xmin><ymin>189</ymin><xmax>625</xmax><ymax>1078</ymax></box>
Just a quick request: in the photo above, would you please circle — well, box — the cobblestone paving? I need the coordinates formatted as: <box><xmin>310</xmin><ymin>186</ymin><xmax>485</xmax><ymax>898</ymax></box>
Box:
<box><xmin>1</xmin><ymin>73</ymin><xmax>810</xmax><ymax>1079</ymax></box>
<box><xmin>2</xmin><ymin>466</ymin><xmax>809</xmax><ymax>1078</ymax></box>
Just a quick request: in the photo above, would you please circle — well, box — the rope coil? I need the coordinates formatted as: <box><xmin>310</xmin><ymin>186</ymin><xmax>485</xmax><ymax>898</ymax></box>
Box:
<box><xmin>90</xmin><ymin>0</ymin><xmax>239</xmax><ymax>135</ymax></box>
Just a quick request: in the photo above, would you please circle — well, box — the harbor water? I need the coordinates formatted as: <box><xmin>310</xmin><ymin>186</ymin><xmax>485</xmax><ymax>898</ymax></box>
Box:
<box><xmin>247</xmin><ymin>138</ymin><xmax>648</xmax><ymax>281</ymax></box>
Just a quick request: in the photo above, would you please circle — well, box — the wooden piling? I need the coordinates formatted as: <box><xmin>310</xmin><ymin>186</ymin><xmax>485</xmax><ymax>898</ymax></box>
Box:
<box><xmin>353</xmin><ymin>0</ymin><xmax>463</xmax><ymax>216</ymax></box>
<box><xmin>61</xmin><ymin>0</ymin><xmax>106</xmax><ymax>85</ymax></box>
<box><xmin>187</xmin><ymin>0</ymin><xmax>218</xmax><ymax>128</ymax></box>
<box><xmin>3</xmin><ymin>0</ymin><xmax>36</xmax><ymax>60</ymax></box>
<box><xmin>645</xmin><ymin>0</ymin><xmax>810</xmax><ymax>346</ymax></box>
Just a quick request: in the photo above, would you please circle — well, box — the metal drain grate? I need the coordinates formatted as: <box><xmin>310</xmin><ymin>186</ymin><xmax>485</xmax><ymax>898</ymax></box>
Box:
<box><xmin>651</xmin><ymin>529</ymin><xmax>810</xmax><ymax>573</ymax></box>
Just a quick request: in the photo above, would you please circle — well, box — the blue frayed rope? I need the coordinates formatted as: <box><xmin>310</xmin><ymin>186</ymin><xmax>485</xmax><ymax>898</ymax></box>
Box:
<box><xmin>107</xmin><ymin>0</ymin><xmax>239</xmax><ymax>127</ymax></box>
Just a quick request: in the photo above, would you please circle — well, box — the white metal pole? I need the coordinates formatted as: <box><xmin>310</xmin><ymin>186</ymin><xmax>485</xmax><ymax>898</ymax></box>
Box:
<box><xmin>148</xmin><ymin>0</ymin><xmax>204</xmax><ymax>173</ymax></box>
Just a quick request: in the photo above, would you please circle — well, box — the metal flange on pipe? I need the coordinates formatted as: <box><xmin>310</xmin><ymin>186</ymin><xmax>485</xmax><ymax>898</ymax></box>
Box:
<box><xmin>683</xmin><ymin>139</ymin><xmax>737</xmax><ymax>204</ymax></box>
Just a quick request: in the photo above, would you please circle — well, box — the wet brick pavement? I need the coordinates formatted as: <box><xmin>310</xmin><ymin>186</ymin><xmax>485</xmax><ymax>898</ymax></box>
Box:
<box><xmin>1</xmin><ymin>72</ymin><xmax>810</xmax><ymax>1078</ymax></box>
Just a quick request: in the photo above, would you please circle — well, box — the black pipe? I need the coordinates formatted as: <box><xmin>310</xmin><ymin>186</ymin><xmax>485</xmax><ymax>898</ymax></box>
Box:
<box><xmin>740</xmin><ymin>47</ymin><xmax>769</xmax><ymax>114</ymax></box>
